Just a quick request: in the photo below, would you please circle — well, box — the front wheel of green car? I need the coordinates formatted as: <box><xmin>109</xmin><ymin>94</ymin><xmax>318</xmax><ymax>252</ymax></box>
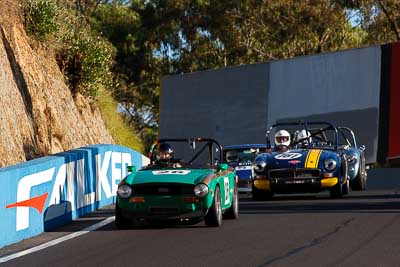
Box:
<box><xmin>224</xmin><ymin>185</ymin><xmax>239</xmax><ymax>219</ymax></box>
<box><xmin>204</xmin><ymin>186</ymin><xmax>222</xmax><ymax>227</ymax></box>
<box><xmin>115</xmin><ymin>201</ymin><xmax>132</xmax><ymax>229</ymax></box>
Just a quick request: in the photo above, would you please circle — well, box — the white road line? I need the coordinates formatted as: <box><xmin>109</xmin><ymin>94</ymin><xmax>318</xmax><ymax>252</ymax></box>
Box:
<box><xmin>0</xmin><ymin>216</ymin><xmax>115</xmax><ymax>263</ymax></box>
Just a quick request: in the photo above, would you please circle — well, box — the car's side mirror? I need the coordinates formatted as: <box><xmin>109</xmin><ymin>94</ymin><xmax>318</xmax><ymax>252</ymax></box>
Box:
<box><xmin>127</xmin><ymin>166</ymin><xmax>137</xmax><ymax>173</ymax></box>
<box><xmin>359</xmin><ymin>145</ymin><xmax>366</xmax><ymax>151</ymax></box>
<box><xmin>218</xmin><ymin>163</ymin><xmax>228</xmax><ymax>171</ymax></box>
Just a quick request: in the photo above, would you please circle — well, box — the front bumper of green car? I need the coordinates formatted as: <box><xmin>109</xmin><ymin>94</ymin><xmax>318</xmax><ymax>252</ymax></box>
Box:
<box><xmin>117</xmin><ymin>195</ymin><xmax>210</xmax><ymax>221</ymax></box>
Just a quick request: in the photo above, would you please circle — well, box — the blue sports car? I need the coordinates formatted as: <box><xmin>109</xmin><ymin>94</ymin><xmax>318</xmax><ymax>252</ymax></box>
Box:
<box><xmin>252</xmin><ymin>121</ymin><xmax>351</xmax><ymax>200</ymax></box>
<box><xmin>224</xmin><ymin>144</ymin><xmax>266</xmax><ymax>193</ymax></box>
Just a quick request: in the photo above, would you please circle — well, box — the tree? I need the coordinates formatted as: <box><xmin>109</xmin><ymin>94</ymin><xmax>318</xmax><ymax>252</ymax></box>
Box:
<box><xmin>337</xmin><ymin>0</ymin><xmax>400</xmax><ymax>44</ymax></box>
<box><xmin>87</xmin><ymin>0</ymin><xmax>369</xmax><ymax>151</ymax></box>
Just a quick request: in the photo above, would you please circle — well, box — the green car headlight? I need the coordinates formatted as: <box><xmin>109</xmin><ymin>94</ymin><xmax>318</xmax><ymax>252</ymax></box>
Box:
<box><xmin>117</xmin><ymin>184</ymin><xmax>132</xmax><ymax>198</ymax></box>
<box><xmin>194</xmin><ymin>183</ymin><xmax>209</xmax><ymax>197</ymax></box>
<box><xmin>324</xmin><ymin>159</ymin><xmax>337</xmax><ymax>171</ymax></box>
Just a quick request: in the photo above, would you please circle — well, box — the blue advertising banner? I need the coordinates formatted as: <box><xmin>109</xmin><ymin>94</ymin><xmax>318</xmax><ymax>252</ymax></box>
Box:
<box><xmin>0</xmin><ymin>145</ymin><xmax>148</xmax><ymax>248</ymax></box>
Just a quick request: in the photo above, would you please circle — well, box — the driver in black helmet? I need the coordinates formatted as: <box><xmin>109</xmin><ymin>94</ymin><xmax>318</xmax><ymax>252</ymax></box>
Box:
<box><xmin>154</xmin><ymin>142</ymin><xmax>182</xmax><ymax>168</ymax></box>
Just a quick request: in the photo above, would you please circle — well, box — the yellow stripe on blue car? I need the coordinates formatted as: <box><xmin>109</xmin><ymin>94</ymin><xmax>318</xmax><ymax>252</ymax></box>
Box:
<box><xmin>304</xmin><ymin>149</ymin><xmax>322</xmax><ymax>169</ymax></box>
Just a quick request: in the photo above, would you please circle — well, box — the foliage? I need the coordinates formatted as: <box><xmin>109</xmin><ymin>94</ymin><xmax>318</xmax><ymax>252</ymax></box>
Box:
<box><xmin>96</xmin><ymin>87</ymin><xmax>143</xmax><ymax>153</ymax></box>
<box><xmin>22</xmin><ymin>0</ymin><xmax>400</xmax><ymax>153</ymax></box>
<box><xmin>21</xmin><ymin>0</ymin><xmax>141</xmax><ymax>149</ymax></box>
<box><xmin>22</xmin><ymin>0</ymin><xmax>115</xmax><ymax>100</ymax></box>
<box><xmin>56</xmin><ymin>22</ymin><xmax>115</xmax><ymax>99</ymax></box>
<box><xmin>22</xmin><ymin>0</ymin><xmax>59</xmax><ymax>41</ymax></box>
<box><xmin>85</xmin><ymin>0</ymin><xmax>374</xmax><ymax>151</ymax></box>
<box><xmin>337</xmin><ymin>0</ymin><xmax>400</xmax><ymax>43</ymax></box>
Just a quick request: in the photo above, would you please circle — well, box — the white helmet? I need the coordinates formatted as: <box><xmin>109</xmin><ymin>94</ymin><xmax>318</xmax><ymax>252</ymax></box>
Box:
<box><xmin>275</xmin><ymin>130</ymin><xmax>291</xmax><ymax>147</ymax></box>
<box><xmin>296</xmin><ymin>129</ymin><xmax>312</xmax><ymax>147</ymax></box>
<box><xmin>297</xmin><ymin>129</ymin><xmax>311</xmax><ymax>141</ymax></box>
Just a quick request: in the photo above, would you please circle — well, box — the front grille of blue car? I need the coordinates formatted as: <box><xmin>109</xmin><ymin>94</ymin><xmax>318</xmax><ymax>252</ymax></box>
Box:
<box><xmin>268</xmin><ymin>168</ymin><xmax>321</xmax><ymax>179</ymax></box>
<box><xmin>133</xmin><ymin>183</ymin><xmax>194</xmax><ymax>195</ymax></box>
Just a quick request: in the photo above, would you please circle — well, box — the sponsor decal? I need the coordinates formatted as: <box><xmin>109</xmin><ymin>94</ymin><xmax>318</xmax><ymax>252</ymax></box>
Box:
<box><xmin>224</xmin><ymin>177</ymin><xmax>230</xmax><ymax>205</ymax></box>
<box><xmin>285</xmin><ymin>180</ymin><xmax>305</xmax><ymax>184</ymax></box>
<box><xmin>152</xmin><ymin>170</ymin><xmax>191</xmax><ymax>175</ymax></box>
<box><xmin>288</xmin><ymin>160</ymin><xmax>301</xmax><ymax>165</ymax></box>
<box><xmin>6</xmin><ymin>193</ymin><xmax>48</xmax><ymax>214</ymax></box>
<box><xmin>6</xmin><ymin>151</ymin><xmax>132</xmax><ymax>231</ymax></box>
<box><xmin>235</xmin><ymin>166</ymin><xmax>252</xmax><ymax>170</ymax></box>
<box><xmin>275</xmin><ymin>153</ymin><xmax>302</xmax><ymax>160</ymax></box>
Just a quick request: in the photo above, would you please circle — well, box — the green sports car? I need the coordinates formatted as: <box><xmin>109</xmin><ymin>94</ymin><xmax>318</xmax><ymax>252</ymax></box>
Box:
<box><xmin>115</xmin><ymin>138</ymin><xmax>239</xmax><ymax>228</ymax></box>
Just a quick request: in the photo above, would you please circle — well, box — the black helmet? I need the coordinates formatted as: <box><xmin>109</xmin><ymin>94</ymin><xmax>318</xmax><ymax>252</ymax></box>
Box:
<box><xmin>157</xmin><ymin>142</ymin><xmax>174</xmax><ymax>161</ymax></box>
<box><xmin>159</xmin><ymin>143</ymin><xmax>173</xmax><ymax>154</ymax></box>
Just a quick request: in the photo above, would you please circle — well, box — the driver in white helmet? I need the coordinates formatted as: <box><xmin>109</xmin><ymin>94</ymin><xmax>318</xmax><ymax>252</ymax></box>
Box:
<box><xmin>295</xmin><ymin>129</ymin><xmax>312</xmax><ymax>148</ymax></box>
<box><xmin>274</xmin><ymin>129</ymin><xmax>291</xmax><ymax>152</ymax></box>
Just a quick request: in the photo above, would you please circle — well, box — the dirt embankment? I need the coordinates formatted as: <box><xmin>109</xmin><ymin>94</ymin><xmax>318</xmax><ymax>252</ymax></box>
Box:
<box><xmin>0</xmin><ymin>0</ymin><xmax>113</xmax><ymax>168</ymax></box>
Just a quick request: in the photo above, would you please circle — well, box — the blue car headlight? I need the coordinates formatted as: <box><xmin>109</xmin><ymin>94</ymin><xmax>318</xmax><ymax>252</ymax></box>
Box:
<box><xmin>324</xmin><ymin>159</ymin><xmax>337</xmax><ymax>171</ymax></box>
<box><xmin>253</xmin><ymin>161</ymin><xmax>266</xmax><ymax>173</ymax></box>
<box><xmin>117</xmin><ymin>184</ymin><xmax>132</xmax><ymax>198</ymax></box>
<box><xmin>347</xmin><ymin>155</ymin><xmax>357</xmax><ymax>165</ymax></box>
<box><xmin>194</xmin><ymin>183</ymin><xmax>209</xmax><ymax>197</ymax></box>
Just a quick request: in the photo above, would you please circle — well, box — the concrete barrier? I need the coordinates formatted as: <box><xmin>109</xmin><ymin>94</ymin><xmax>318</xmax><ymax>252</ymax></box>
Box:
<box><xmin>0</xmin><ymin>144</ymin><xmax>149</xmax><ymax>248</ymax></box>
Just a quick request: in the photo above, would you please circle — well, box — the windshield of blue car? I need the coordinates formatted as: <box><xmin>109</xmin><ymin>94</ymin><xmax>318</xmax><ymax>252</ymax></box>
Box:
<box><xmin>224</xmin><ymin>148</ymin><xmax>261</xmax><ymax>165</ymax></box>
<box><xmin>309</xmin><ymin>128</ymin><xmax>353</xmax><ymax>148</ymax></box>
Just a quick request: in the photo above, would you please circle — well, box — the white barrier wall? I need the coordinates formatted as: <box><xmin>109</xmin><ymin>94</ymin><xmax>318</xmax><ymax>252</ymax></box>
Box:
<box><xmin>0</xmin><ymin>145</ymin><xmax>149</xmax><ymax>248</ymax></box>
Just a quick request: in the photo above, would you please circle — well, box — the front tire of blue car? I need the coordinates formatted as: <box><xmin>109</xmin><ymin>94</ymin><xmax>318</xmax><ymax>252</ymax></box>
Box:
<box><xmin>224</xmin><ymin>184</ymin><xmax>239</xmax><ymax>219</ymax></box>
<box><xmin>205</xmin><ymin>186</ymin><xmax>223</xmax><ymax>227</ymax></box>
<box><xmin>330</xmin><ymin>179</ymin><xmax>344</xmax><ymax>198</ymax></box>
<box><xmin>350</xmin><ymin>155</ymin><xmax>367</xmax><ymax>191</ymax></box>
<box><xmin>342</xmin><ymin>179</ymin><xmax>350</xmax><ymax>195</ymax></box>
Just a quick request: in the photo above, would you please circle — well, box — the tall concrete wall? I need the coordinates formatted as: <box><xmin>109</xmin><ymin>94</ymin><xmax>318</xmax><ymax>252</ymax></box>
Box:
<box><xmin>268</xmin><ymin>46</ymin><xmax>382</xmax><ymax>163</ymax></box>
<box><xmin>161</xmin><ymin>64</ymin><xmax>270</xmax><ymax>146</ymax></box>
<box><xmin>160</xmin><ymin>43</ymin><xmax>399</xmax><ymax>165</ymax></box>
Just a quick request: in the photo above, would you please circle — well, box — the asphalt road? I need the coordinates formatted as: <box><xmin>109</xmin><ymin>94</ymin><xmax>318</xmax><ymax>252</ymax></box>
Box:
<box><xmin>2</xmin><ymin>189</ymin><xmax>400</xmax><ymax>267</ymax></box>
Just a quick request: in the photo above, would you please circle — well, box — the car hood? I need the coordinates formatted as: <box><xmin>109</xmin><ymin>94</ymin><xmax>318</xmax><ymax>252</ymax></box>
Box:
<box><xmin>258</xmin><ymin>149</ymin><xmax>339</xmax><ymax>169</ymax></box>
<box><xmin>124</xmin><ymin>168</ymin><xmax>215</xmax><ymax>185</ymax></box>
<box><xmin>233</xmin><ymin>165</ymin><xmax>253</xmax><ymax>179</ymax></box>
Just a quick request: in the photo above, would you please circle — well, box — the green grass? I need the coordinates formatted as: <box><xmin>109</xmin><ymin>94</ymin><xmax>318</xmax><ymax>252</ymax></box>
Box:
<box><xmin>96</xmin><ymin>87</ymin><xmax>143</xmax><ymax>153</ymax></box>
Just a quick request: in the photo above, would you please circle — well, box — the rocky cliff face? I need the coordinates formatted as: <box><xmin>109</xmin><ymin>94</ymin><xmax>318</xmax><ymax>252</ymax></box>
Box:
<box><xmin>0</xmin><ymin>0</ymin><xmax>113</xmax><ymax>168</ymax></box>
